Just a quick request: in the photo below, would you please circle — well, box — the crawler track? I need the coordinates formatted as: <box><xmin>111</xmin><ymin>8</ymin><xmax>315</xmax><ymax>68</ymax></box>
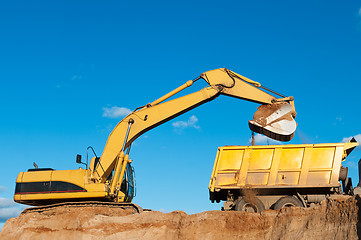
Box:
<box><xmin>21</xmin><ymin>201</ymin><xmax>143</xmax><ymax>214</ymax></box>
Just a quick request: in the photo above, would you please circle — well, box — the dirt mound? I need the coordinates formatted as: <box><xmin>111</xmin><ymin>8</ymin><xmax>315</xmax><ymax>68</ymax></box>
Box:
<box><xmin>1</xmin><ymin>196</ymin><xmax>361</xmax><ymax>240</ymax></box>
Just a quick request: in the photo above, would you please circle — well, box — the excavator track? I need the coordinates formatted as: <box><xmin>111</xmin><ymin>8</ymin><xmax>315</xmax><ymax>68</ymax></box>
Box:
<box><xmin>21</xmin><ymin>201</ymin><xmax>143</xmax><ymax>214</ymax></box>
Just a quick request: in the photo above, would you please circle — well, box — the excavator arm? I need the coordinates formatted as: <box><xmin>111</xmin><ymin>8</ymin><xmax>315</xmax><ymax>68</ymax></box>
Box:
<box><xmin>92</xmin><ymin>68</ymin><xmax>297</xmax><ymax>191</ymax></box>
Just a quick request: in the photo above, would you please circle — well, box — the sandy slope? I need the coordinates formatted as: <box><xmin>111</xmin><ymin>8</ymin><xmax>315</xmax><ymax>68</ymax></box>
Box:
<box><xmin>1</xmin><ymin>196</ymin><xmax>360</xmax><ymax>240</ymax></box>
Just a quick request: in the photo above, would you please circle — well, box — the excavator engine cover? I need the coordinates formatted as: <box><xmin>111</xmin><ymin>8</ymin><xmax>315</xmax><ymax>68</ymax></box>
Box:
<box><xmin>249</xmin><ymin>103</ymin><xmax>296</xmax><ymax>142</ymax></box>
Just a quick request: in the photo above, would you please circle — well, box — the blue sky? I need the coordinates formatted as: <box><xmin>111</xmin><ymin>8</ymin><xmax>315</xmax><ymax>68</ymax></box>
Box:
<box><xmin>1</xmin><ymin>1</ymin><xmax>361</xmax><ymax>227</ymax></box>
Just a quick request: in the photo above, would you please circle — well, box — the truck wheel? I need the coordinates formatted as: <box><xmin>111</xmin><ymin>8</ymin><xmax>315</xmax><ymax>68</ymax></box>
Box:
<box><xmin>234</xmin><ymin>197</ymin><xmax>265</xmax><ymax>213</ymax></box>
<box><xmin>273</xmin><ymin>196</ymin><xmax>303</xmax><ymax>210</ymax></box>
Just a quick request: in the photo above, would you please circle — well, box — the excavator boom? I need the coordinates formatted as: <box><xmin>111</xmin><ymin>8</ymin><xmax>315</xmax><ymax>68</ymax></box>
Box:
<box><xmin>94</xmin><ymin>68</ymin><xmax>296</xmax><ymax>182</ymax></box>
<box><xmin>14</xmin><ymin>68</ymin><xmax>297</xmax><ymax>206</ymax></box>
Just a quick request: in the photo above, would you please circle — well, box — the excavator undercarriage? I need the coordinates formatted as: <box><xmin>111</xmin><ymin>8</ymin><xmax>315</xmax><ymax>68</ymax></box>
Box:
<box><xmin>21</xmin><ymin>201</ymin><xmax>143</xmax><ymax>214</ymax></box>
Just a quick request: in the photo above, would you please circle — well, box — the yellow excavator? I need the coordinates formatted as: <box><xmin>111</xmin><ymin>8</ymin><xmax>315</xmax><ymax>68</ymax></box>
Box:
<box><xmin>14</xmin><ymin>68</ymin><xmax>297</xmax><ymax>212</ymax></box>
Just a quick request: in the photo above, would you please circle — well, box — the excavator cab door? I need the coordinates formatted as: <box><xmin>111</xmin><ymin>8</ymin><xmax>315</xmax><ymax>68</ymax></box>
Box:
<box><xmin>120</xmin><ymin>163</ymin><xmax>135</xmax><ymax>202</ymax></box>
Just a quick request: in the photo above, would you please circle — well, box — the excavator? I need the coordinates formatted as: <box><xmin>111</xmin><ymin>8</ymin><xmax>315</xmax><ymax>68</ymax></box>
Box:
<box><xmin>14</xmin><ymin>68</ymin><xmax>297</xmax><ymax>212</ymax></box>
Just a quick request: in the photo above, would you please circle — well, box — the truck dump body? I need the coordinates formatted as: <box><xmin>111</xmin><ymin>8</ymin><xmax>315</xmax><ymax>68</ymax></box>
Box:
<box><xmin>209</xmin><ymin>142</ymin><xmax>358</xmax><ymax>211</ymax></box>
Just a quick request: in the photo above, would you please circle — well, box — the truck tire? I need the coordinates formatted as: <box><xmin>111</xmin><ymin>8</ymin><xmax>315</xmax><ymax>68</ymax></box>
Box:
<box><xmin>234</xmin><ymin>197</ymin><xmax>265</xmax><ymax>213</ymax></box>
<box><xmin>273</xmin><ymin>196</ymin><xmax>303</xmax><ymax>210</ymax></box>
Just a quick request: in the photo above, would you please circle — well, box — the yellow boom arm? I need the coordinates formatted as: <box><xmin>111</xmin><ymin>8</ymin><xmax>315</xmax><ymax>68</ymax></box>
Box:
<box><xmin>91</xmin><ymin>68</ymin><xmax>296</xmax><ymax>185</ymax></box>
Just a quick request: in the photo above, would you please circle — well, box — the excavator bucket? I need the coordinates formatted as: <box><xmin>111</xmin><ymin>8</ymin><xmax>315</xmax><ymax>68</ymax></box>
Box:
<box><xmin>249</xmin><ymin>103</ymin><xmax>297</xmax><ymax>142</ymax></box>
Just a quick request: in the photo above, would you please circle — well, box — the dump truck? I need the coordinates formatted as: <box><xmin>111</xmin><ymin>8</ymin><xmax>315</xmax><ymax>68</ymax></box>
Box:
<box><xmin>14</xmin><ymin>68</ymin><xmax>297</xmax><ymax>211</ymax></box>
<box><xmin>209</xmin><ymin>139</ymin><xmax>359</xmax><ymax>212</ymax></box>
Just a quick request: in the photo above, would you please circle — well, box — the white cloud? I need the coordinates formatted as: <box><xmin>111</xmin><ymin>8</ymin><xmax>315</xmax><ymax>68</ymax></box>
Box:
<box><xmin>333</xmin><ymin>117</ymin><xmax>344</xmax><ymax>126</ymax></box>
<box><xmin>0</xmin><ymin>198</ymin><xmax>24</xmax><ymax>223</ymax></box>
<box><xmin>341</xmin><ymin>134</ymin><xmax>361</xmax><ymax>146</ymax></box>
<box><xmin>172</xmin><ymin>115</ymin><xmax>200</xmax><ymax>130</ymax></box>
<box><xmin>102</xmin><ymin>106</ymin><xmax>132</xmax><ymax>118</ymax></box>
<box><xmin>0</xmin><ymin>198</ymin><xmax>16</xmax><ymax>208</ymax></box>
<box><xmin>0</xmin><ymin>207</ymin><xmax>23</xmax><ymax>222</ymax></box>
<box><xmin>248</xmin><ymin>134</ymin><xmax>281</xmax><ymax>145</ymax></box>
<box><xmin>71</xmin><ymin>75</ymin><xmax>82</xmax><ymax>81</ymax></box>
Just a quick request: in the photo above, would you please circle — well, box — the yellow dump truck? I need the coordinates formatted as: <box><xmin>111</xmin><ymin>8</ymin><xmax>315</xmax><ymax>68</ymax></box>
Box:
<box><xmin>209</xmin><ymin>140</ymin><xmax>358</xmax><ymax>212</ymax></box>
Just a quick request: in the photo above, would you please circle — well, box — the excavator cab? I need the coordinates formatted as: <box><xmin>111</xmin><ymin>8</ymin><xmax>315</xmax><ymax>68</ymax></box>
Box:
<box><xmin>120</xmin><ymin>163</ymin><xmax>135</xmax><ymax>202</ymax></box>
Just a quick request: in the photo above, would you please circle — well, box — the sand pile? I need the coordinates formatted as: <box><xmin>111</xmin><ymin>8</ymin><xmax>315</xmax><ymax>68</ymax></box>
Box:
<box><xmin>1</xmin><ymin>196</ymin><xmax>360</xmax><ymax>240</ymax></box>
